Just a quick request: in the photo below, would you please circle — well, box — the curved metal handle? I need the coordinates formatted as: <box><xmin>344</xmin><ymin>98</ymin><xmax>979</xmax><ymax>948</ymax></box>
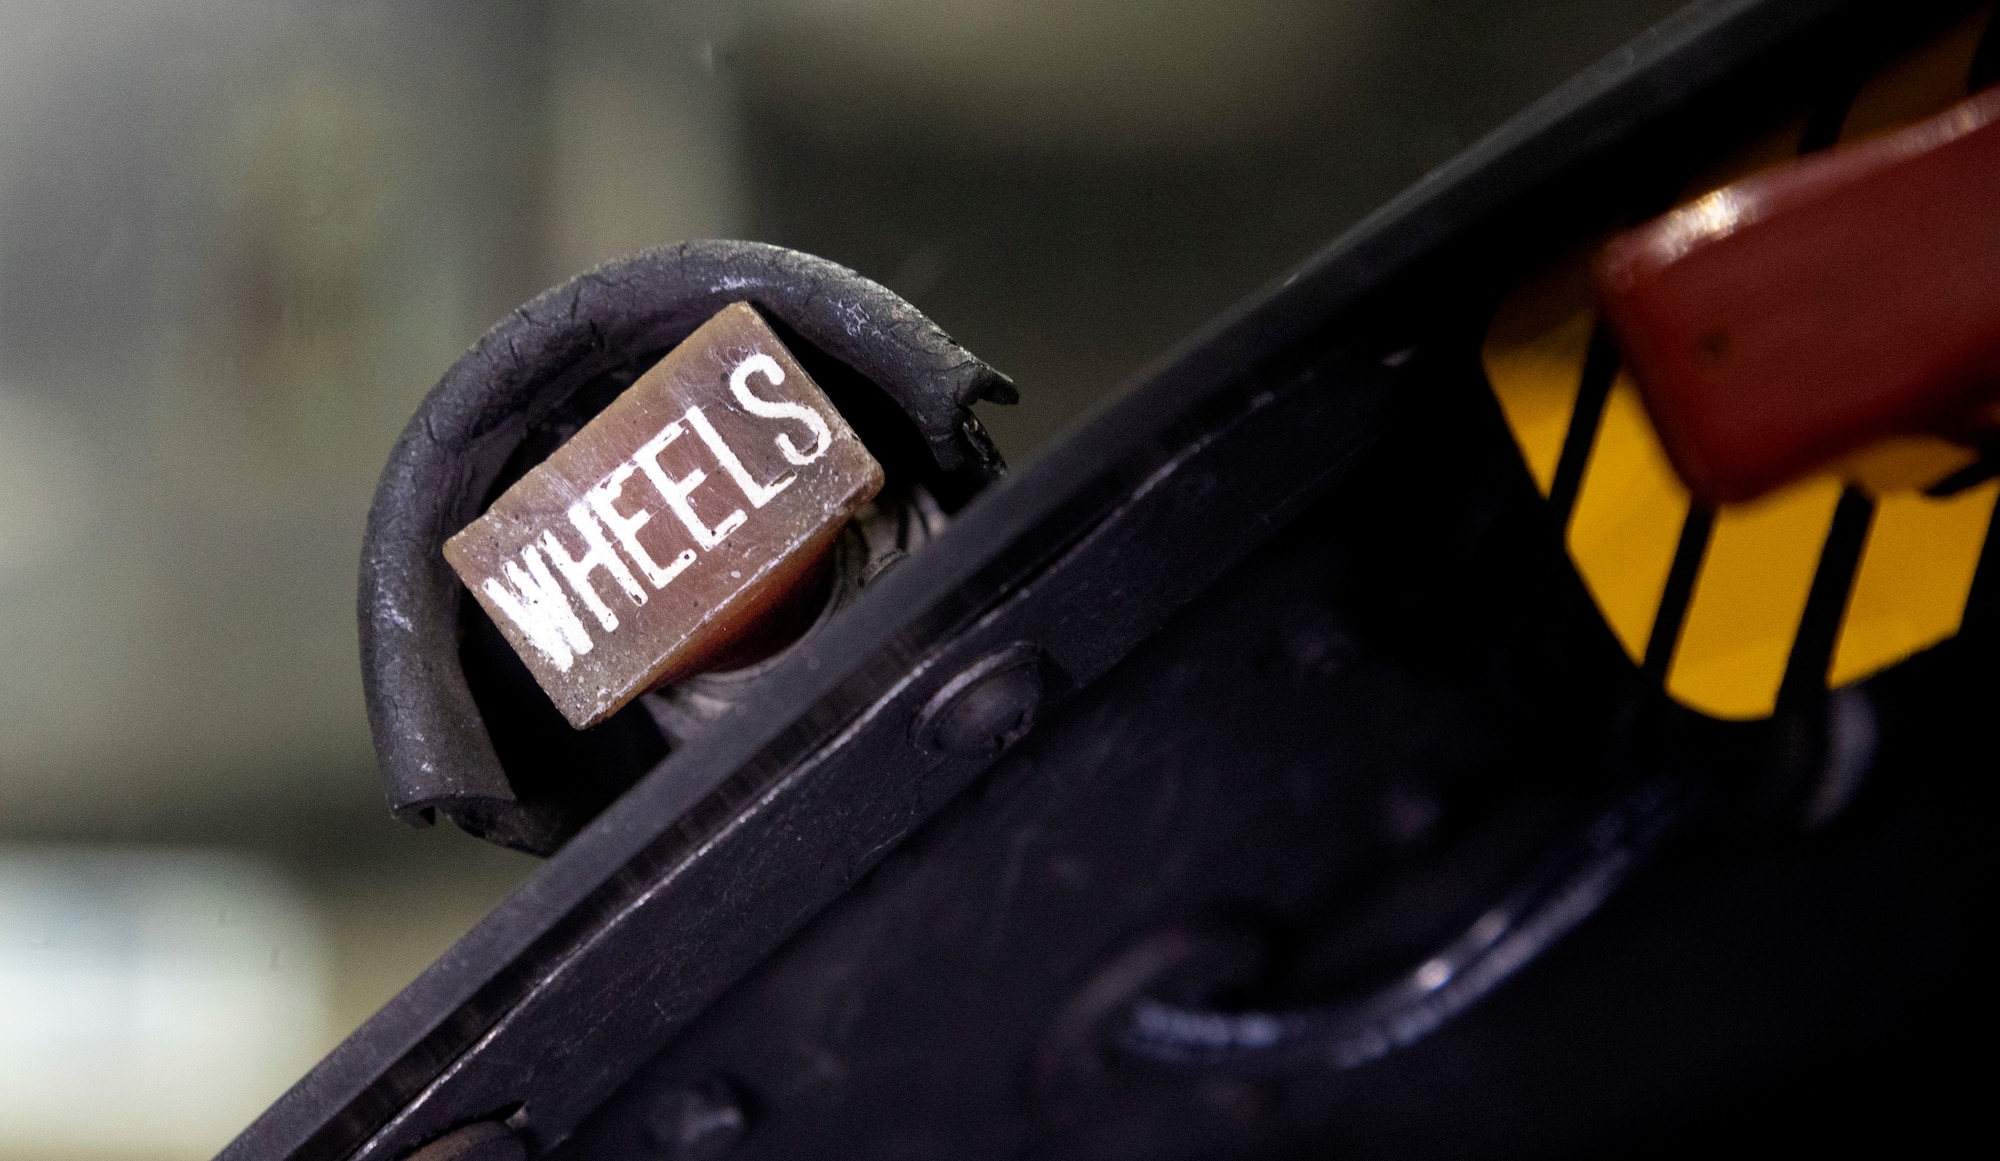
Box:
<box><xmin>1110</xmin><ymin>776</ymin><xmax>1690</xmax><ymax>1075</ymax></box>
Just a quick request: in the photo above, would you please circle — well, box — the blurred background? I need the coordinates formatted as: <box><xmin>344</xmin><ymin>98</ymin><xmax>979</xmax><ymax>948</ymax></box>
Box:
<box><xmin>0</xmin><ymin>1</ymin><xmax>1679</xmax><ymax>1156</ymax></box>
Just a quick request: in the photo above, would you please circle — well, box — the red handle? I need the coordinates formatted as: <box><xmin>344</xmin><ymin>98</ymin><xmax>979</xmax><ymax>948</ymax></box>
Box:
<box><xmin>1598</xmin><ymin>87</ymin><xmax>2000</xmax><ymax>504</ymax></box>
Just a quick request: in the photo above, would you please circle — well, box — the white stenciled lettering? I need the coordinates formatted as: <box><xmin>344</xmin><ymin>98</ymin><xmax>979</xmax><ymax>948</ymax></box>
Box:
<box><xmin>685</xmin><ymin>403</ymin><xmax>793</xmax><ymax>509</ymax></box>
<box><xmin>633</xmin><ymin>420</ymin><xmax>747</xmax><ymax>550</ymax></box>
<box><xmin>482</xmin><ymin>545</ymin><xmax>591</xmax><ymax>671</ymax></box>
<box><xmin>730</xmin><ymin>353</ymin><xmax>832</xmax><ymax>466</ymax></box>
<box><xmin>540</xmin><ymin>502</ymin><xmax>647</xmax><ymax>631</ymax></box>
<box><xmin>588</xmin><ymin>462</ymin><xmax>696</xmax><ymax>589</ymax></box>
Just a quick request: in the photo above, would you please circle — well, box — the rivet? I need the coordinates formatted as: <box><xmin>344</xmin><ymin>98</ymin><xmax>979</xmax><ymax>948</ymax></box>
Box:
<box><xmin>912</xmin><ymin>643</ymin><xmax>1043</xmax><ymax>757</ymax></box>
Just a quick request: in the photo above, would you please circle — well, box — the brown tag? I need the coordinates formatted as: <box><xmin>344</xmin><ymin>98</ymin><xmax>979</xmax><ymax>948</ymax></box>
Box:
<box><xmin>444</xmin><ymin>303</ymin><xmax>884</xmax><ymax>728</ymax></box>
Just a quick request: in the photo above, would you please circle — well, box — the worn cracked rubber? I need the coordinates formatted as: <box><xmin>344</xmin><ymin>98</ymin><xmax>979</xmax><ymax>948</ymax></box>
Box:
<box><xmin>359</xmin><ymin>241</ymin><xmax>1014</xmax><ymax>853</ymax></box>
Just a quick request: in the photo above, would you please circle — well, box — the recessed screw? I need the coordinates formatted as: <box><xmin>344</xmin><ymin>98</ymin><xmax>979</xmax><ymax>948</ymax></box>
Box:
<box><xmin>912</xmin><ymin>643</ymin><xmax>1044</xmax><ymax>756</ymax></box>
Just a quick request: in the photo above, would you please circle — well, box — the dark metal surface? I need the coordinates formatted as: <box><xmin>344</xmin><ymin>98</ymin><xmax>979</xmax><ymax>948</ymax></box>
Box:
<box><xmin>549</xmin><ymin>346</ymin><xmax>1993</xmax><ymax>1155</ymax></box>
<box><xmin>230</xmin><ymin>1</ymin><xmax>1998</xmax><ymax>1158</ymax></box>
